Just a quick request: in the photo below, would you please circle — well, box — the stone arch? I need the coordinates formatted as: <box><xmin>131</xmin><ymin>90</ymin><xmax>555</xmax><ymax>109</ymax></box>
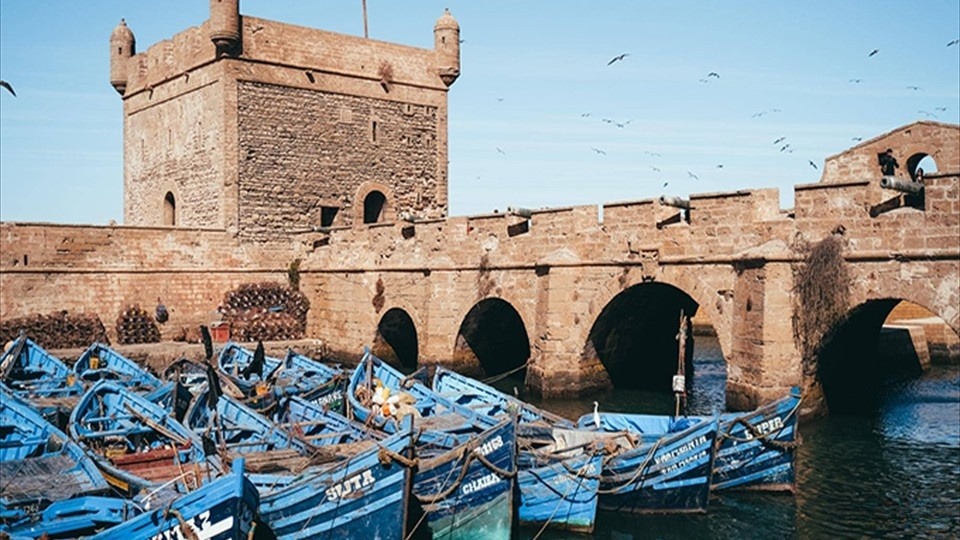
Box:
<box><xmin>372</xmin><ymin>306</ymin><xmax>419</xmax><ymax>370</ymax></box>
<box><xmin>354</xmin><ymin>181</ymin><xmax>394</xmax><ymax>225</ymax></box>
<box><xmin>452</xmin><ymin>296</ymin><xmax>531</xmax><ymax>379</ymax></box>
<box><xmin>581</xmin><ymin>281</ymin><xmax>700</xmax><ymax>393</ymax></box>
<box><xmin>905</xmin><ymin>151</ymin><xmax>938</xmax><ymax>182</ymax></box>
<box><xmin>163</xmin><ymin>191</ymin><xmax>176</xmax><ymax>226</ymax></box>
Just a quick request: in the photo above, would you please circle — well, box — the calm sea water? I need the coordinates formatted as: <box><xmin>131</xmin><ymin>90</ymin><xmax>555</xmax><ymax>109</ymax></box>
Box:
<box><xmin>506</xmin><ymin>335</ymin><xmax>960</xmax><ymax>540</ymax></box>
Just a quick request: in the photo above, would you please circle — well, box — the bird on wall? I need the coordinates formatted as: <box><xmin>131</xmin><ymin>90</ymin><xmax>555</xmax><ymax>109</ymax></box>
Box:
<box><xmin>593</xmin><ymin>401</ymin><xmax>601</xmax><ymax>429</ymax></box>
<box><xmin>607</xmin><ymin>53</ymin><xmax>630</xmax><ymax>65</ymax></box>
<box><xmin>0</xmin><ymin>80</ymin><xmax>15</xmax><ymax>97</ymax></box>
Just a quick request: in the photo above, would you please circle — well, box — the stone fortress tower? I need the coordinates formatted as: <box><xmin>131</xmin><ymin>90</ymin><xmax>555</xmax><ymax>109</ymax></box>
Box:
<box><xmin>110</xmin><ymin>1</ymin><xmax>460</xmax><ymax>240</ymax></box>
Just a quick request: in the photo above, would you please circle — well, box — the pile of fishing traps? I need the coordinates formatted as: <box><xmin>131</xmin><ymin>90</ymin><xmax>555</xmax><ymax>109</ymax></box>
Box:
<box><xmin>218</xmin><ymin>282</ymin><xmax>310</xmax><ymax>342</ymax></box>
<box><xmin>0</xmin><ymin>311</ymin><xmax>110</xmax><ymax>349</ymax></box>
<box><xmin>115</xmin><ymin>305</ymin><xmax>161</xmax><ymax>345</ymax></box>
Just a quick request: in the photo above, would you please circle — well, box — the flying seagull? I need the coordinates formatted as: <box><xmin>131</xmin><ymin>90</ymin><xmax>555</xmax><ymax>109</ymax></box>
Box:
<box><xmin>808</xmin><ymin>160</ymin><xmax>818</xmax><ymax>170</ymax></box>
<box><xmin>496</xmin><ymin>147</ymin><xmax>506</xmax><ymax>155</ymax></box>
<box><xmin>751</xmin><ymin>111</ymin><xmax>768</xmax><ymax>118</ymax></box>
<box><xmin>663</xmin><ymin>181</ymin><xmax>669</xmax><ymax>188</ymax></box>
<box><xmin>851</xmin><ymin>137</ymin><xmax>864</xmax><ymax>141</ymax></box>
<box><xmin>580</xmin><ymin>112</ymin><xmax>591</xmax><ymax>117</ymax></box>
<box><xmin>948</xmin><ymin>39</ymin><xmax>959</xmax><ymax>47</ymax></box>
<box><xmin>644</xmin><ymin>151</ymin><xmax>662</xmax><ymax>157</ymax></box>
<box><xmin>650</xmin><ymin>166</ymin><xmax>661</xmax><ymax>172</ymax></box>
<box><xmin>918</xmin><ymin>110</ymin><xmax>937</xmax><ymax>118</ymax></box>
<box><xmin>607</xmin><ymin>53</ymin><xmax>630</xmax><ymax>65</ymax></box>
<box><xmin>687</xmin><ymin>171</ymin><xmax>699</xmax><ymax>180</ymax></box>
<box><xmin>773</xmin><ymin>136</ymin><xmax>786</xmax><ymax>145</ymax></box>
<box><xmin>849</xmin><ymin>78</ymin><xmax>863</xmax><ymax>83</ymax></box>
<box><xmin>591</xmin><ymin>147</ymin><xmax>607</xmax><ymax>155</ymax></box>
<box><xmin>707</xmin><ymin>72</ymin><xmax>720</xmax><ymax>78</ymax></box>
<box><xmin>780</xmin><ymin>144</ymin><xmax>792</xmax><ymax>153</ymax></box>
<box><xmin>906</xmin><ymin>86</ymin><xmax>922</xmax><ymax>91</ymax></box>
<box><xmin>868</xmin><ymin>49</ymin><xmax>879</xmax><ymax>57</ymax></box>
<box><xmin>935</xmin><ymin>107</ymin><xmax>948</xmax><ymax>112</ymax></box>
<box><xmin>0</xmin><ymin>80</ymin><xmax>15</xmax><ymax>97</ymax></box>
<box><xmin>716</xmin><ymin>164</ymin><xmax>724</xmax><ymax>168</ymax></box>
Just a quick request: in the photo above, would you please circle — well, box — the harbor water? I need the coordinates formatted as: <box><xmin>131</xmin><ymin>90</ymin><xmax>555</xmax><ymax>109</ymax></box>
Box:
<box><xmin>507</xmin><ymin>335</ymin><xmax>960</xmax><ymax>539</ymax></box>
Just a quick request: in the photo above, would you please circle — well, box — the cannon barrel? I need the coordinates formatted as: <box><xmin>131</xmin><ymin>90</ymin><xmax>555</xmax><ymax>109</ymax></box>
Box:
<box><xmin>507</xmin><ymin>206</ymin><xmax>533</xmax><ymax>218</ymax></box>
<box><xmin>879</xmin><ymin>176</ymin><xmax>924</xmax><ymax>194</ymax></box>
<box><xmin>659</xmin><ymin>195</ymin><xmax>691</xmax><ymax>210</ymax></box>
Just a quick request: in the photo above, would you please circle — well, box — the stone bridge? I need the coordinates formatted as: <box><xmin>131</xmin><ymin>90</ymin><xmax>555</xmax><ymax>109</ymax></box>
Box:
<box><xmin>1</xmin><ymin>121</ymin><xmax>958</xmax><ymax>417</ymax></box>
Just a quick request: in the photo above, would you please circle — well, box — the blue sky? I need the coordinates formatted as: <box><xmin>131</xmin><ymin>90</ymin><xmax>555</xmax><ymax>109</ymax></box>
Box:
<box><xmin>1</xmin><ymin>1</ymin><xmax>958</xmax><ymax>224</ymax></box>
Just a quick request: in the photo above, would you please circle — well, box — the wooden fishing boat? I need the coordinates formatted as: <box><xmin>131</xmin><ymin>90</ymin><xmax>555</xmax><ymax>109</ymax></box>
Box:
<box><xmin>162</xmin><ymin>357</ymin><xmax>212</xmax><ymax>395</ymax></box>
<box><xmin>216</xmin><ymin>341</ymin><xmax>282</xmax><ymax>396</ymax></box>
<box><xmin>89</xmin><ymin>458</ymin><xmax>262</xmax><ymax>540</ymax></box>
<box><xmin>1</xmin><ymin>496</ymin><xmax>139</xmax><ymax>540</ymax></box>
<box><xmin>0</xmin><ymin>336</ymin><xmax>84</xmax><ymax>428</ymax></box>
<box><xmin>68</xmin><ymin>380</ymin><xmax>222</xmax><ymax>501</ymax></box>
<box><xmin>582</xmin><ymin>387</ymin><xmax>802</xmax><ymax>492</ymax></box>
<box><xmin>433</xmin><ymin>367</ymin><xmax>623</xmax><ymax>532</ymax></box>
<box><xmin>278</xmin><ymin>393</ymin><xmax>382</xmax><ymax>446</ymax></box>
<box><xmin>348</xmin><ymin>350</ymin><xmax>517</xmax><ymax>539</ymax></box>
<box><xmin>578</xmin><ymin>413</ymin><xmax>719</xmax><ymax>513</ymax></box>
<box><xmin>0</xmin><ymin>387</ymin><xmax>111</xmax><ymax>510</ymax></box>
<box><xmin>74</xmin><ymin>343</ymin><xmax>162</xmax><ymax>391</ymax></box>
<box><xmin>274</xmin><ymin>349</ymin><xmax>347</xmax><ymax>413</ymax></box>
<box><xmin>257</xmin><ymin>418</ymin><xmax>414</xmax><ymax>540</ymax></box>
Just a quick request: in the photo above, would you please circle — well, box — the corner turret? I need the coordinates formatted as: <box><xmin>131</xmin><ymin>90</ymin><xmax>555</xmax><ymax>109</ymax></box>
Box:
<box><xmin>109</xmin><ymin>19</ymin><xmax>135</xmax><ymax>95</ymax></box>
<box><xmin>434</xmin><ymin>9</ymin><xmax>460</xmax><ymax>86</ymax></box>
<box><xmin>209</xmin><ymin>0</ymin><xmax>241</xmax><ymax>56</ymax></box>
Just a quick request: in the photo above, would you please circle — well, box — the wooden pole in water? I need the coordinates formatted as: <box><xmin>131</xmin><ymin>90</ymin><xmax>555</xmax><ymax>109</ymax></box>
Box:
<box><xmin>675</xmin><ymin>310</ymin><xmax>687</xmax><ymax>417</ymax></box>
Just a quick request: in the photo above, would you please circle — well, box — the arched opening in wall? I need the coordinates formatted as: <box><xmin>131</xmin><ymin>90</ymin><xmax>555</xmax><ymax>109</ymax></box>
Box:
<box><xmin>454</xmin><ymin>298</ymin><xmax>529</xmax><ymax>380</ymax></box>
<box><xmin>906</xmin><ymin>153</ymin><xmax>938</xmax><ymax>182</ymax></box>
<box><xmin>363</xmin><ymin>191</ymin><xmax>386</xmax><ymax>224</ymax></box>
<box><xmin>817</xmin><ymin>299</ymin><xmax>958</xmax><ymax>415</ymax></box>
<box><xmin>583</xmin><ymin>282</ymin><xmax>724</xmax><ymax>414</ymax></box>
<box><xmin>372</xmin><ymin>308</ymin><xmax>418</xmax><ymax>372</ymax></box>
<box><xmin>163</xmin><ymin>192</ymin><xmax>176</xmax><ymax>226</ymax></box>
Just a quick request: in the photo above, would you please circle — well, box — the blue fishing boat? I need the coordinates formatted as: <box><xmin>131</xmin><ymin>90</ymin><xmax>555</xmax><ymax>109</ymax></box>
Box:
<box><xmin>348</xmin><ymin>350</ymin><xmax>517</xmax><ymax>539</ymax></box>
<box><xmin>0</xmin><ymin>387</ymin><xmax>140</xmax><ymax>539</ymax></box>
<box><xmin>583</xmin><ymin>387</ymin><xmax>803</xmax><ymax>492</ymax></box>
<box><xmin>163</xmin><ymin>357</ymin><xmax>212</xmax><ymax>395</ymax></box>
<box><xmin>68</xmin><ymin>380</ymin><xmax>222</xmax><ymax>500</ymax></box>
<box><xmin>74</xmin><ymin>342</ymin><xmax>163</xmax><ymax>391</ymax></box>
<box><xmin>278</xmin><ymin>394</ymin><xmax>382</xmax><ymax>446</ymax></box>
<box><xmin>578</xmin><ymin>413</ymin><xmax>719</xmax><ymax>513</ymax></box>
<box><xmin>0</xmin><ymin>336</ymin><xmax>84</xmax><ymax>428</ymax></box>
<box><xmin>217</xmin><ymin>341</ymin><xmax>282</xmax><ymax>396</ymax></box>
<box><xmin>257</xmin><ymin>418</ymin><xmax>414</xmax><ymax>540</ymax></box>
<box><xmin>433</xmin><ymin>367</ymin><xmax>625</xmax><ymax>532</ymax></box>
<box><xmin>1</xmin><ymin>497</ymin><xmax>139</xmax><ymax>540</ymax></box>
<box><xmin>275</xmin><ymin>349</ymin><xmax>347</xmax><ymax>413</ymax></box>
<box><xmin>89</xmin><ymin>458</ymin><xmax>263</xmax><ymax>540</ymax></box>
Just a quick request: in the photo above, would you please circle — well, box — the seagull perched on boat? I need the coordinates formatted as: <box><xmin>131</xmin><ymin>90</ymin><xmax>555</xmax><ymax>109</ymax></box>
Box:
<box><xmin>593</xmin><ymin>401</ymin><xmax>601</xmax><ymax>429</ymax></box>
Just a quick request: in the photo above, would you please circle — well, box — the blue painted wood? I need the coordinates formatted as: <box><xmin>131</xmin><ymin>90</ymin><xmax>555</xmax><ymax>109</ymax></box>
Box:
<box><xmin>90</xmin><ymin>459</ymin><xmax>260</xmax><ymax>540</ymax></box>
<box><xmin>1</xmin><ymin>336</ymin><xmax>84</xmax><ymax>428</ymax></box>
<box><xmin>0</xmin><ymin>497</ymin><xmax>139</xmax><ymax>539</ymax></box>
<box><xmin>74</xmin><ymin>343</ymin><xmax>163</xmax><ymax>391</ymax></box>
<box><xmin>579</xmin><ymin>415</ymin><xmax>719</xmax><ymax>513</ymax></box>
<box><xmin>578</xmin><ymin>387</ymin><xmax>802</xmax><ymax>493</ymax></box>
<box><xmin>347</xmin><ymin>350</ymin><xmax>516</xmax><ymax>539</ymax></box>
<box><xmin>258</xmin><ymin>419</ymin><xmax>414</xmax><ymax>540</ymax></box>
<box><xmin>279</xmin><ymin>394</ymin><xmax>381</xmax><ymax>446</ymax></box>
<box><xmin>276</xmin><ymin>350</ymin><xmax>347</xmax><ymax>413</ymax></box>
<box><xmin>0</xmin><ymin>387</ymin><xmax>110</xmax><ymax>511</ymax></box>
<box><xmin>68</xmin><ymin>380</ymin><xmax>223</xmax><ymax>501</ymax></box>
<box><xmin>216</xmin><ymin>342</ymin><xmax>282</xmax><ymax>396</ymax></box>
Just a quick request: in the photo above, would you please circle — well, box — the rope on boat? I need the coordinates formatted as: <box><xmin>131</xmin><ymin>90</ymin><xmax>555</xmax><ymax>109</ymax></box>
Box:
<box><xmin>531</xmin><ymin>455</ymin><xmax>599</xmax><ymax>540</ymax></box>
<box><xmin>377</xmin><ymin>446</ymin><xmax>418</xmax><ymax>468</ymax></box>
<box><xmin>412</xmin><ymin>448</ymin><xmax>474</xmax><ymax>504</ymax></box>
<box><xmin>404</xmin><ymin>447</ymin><xmax>468</xmax><ymax>540</ymax></box>
<box><xmin>474</xmin><ymin>449</ymin><xmax>516</xmax><ymax>479</ymax></box>
<box><xmin>163</xmin><ymin>506</ymin><xmax>200</xmax><ymax>540</ymax></box>
<box><xmin>595</xmin><ymin>437</ymin><xmax>664</xmax><ymax>495</ymax></box>
<box><xmin>481</xmin><ymin>361</ymin><xmax>529</xmax><ymax>385</ymax></box>
<box><xmin>715</xmin><ymin>396</ymin><xmax>803</xmax><ymax>449</ymax></box>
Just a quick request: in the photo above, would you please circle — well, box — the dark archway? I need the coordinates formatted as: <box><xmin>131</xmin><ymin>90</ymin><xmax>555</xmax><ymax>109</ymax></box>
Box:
<box><xmin>585</xmin><ymin>283</ymin><xmax>700</xmax><ymax>393</ymax></box>
<box><xmin>363</xmin><ymin>191</ymin><xmax>386</xmax><ymax>224</ymax></box>
<box><xmin>454</xmin><ymin>298</ymin><xmax>529</xmax><ymax>378</ymax></box>
<box><xmin>818</xmin><ymin>299</ymin><xmax>929</xmax><ymax>415</ymax></box>
<box><xmin>373</xmin><ymin>308</ymin><xmax>418</xmax><ymax>371</ymax></box>
<box><xmin>163</xmin><ymin>192</ymin><xmax>176</xmax><ymax>226</ymax></box>
<box><xmin>906</xmin><ymin>152</ymin><xmax>938</xmax><ymax>182</ymax></box>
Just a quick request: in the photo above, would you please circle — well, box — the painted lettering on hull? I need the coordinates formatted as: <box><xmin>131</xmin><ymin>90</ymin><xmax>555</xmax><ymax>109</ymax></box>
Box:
<box><xmin>325</xmin><ymin>469</ymin><xmax>376</xmax><ymax>502</ymax></box>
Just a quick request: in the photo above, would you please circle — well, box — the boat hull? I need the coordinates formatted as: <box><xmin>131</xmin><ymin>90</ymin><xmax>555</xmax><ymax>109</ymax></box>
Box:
<box><xmin>517</xmin><ymin>451</ymin><xmax>602</xmax><ymax>533</ymax></box>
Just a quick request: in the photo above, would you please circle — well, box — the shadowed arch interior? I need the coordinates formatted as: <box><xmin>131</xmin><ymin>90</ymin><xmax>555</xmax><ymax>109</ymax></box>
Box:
<box><xmin>455</xmin><ymin>298</ymin><xmax>529</xmax><ymax>378</ymax></box>
<box><xmin>374</xmin><ymin>308</ymin><xmax>418</xmax><ymax>370</ymax></box>
<box><xmin>586</xmin><ymin>282</ymin><xmax>699</xmax><ymax>392</ymax></box>
<box><xmin>818</xmin><ymin>299</ymin><xmax>925</xmax><ymax>415</ymax></box>
<box><xmin>363</xmin><ymin>190</ymin><xmax>386</xmax><ymax>224</ymax></box>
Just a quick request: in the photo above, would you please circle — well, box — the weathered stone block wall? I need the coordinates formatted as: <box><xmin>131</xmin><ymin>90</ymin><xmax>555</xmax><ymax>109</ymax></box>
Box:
<box><xmin>236</xmin><ymin>82</ymin><xmax>441</xmax><ymax>239</ymax></box>
<box><xmin>0</xmin><ymin>223</ymin><xmax>299</xmax><ymax>343</ymax></box>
